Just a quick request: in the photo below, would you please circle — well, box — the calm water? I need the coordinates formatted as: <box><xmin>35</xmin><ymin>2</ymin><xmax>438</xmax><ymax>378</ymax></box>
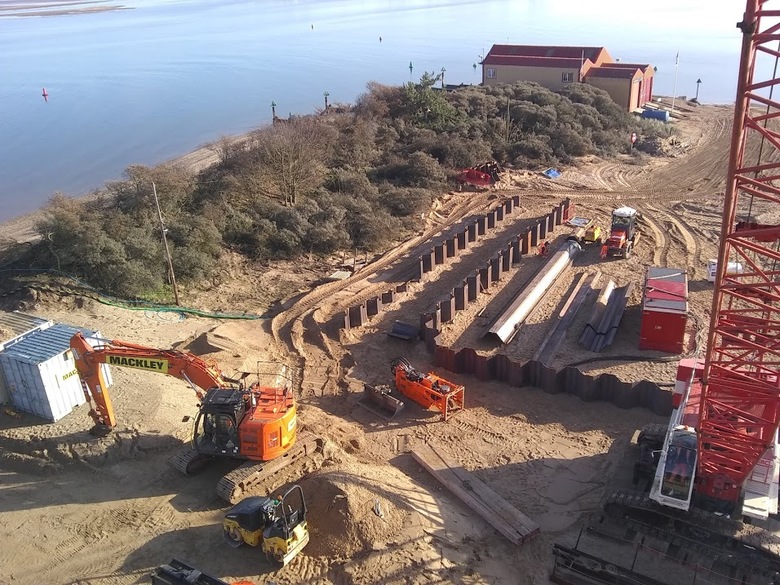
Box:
<box><xmin>0</xmin><ymin>0</ymin><xmax>746</xmax><ymax>222</ymax></box>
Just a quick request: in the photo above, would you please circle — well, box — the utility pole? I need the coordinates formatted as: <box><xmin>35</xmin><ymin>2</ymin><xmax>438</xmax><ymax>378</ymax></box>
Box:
<box><xmin>153</xmin><ymin>182</ymin><xmax>180</xmax><ymax>306</ymax></box>
<box><xmin>505</xmin><ymin>95</ymin><xmax>511</xmax><ymax>144</ymax></box>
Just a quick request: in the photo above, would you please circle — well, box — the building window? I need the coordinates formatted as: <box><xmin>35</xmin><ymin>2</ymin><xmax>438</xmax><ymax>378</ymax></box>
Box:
<box><xmin>562</xmin><ymin>72</ymin><xmax>575</xmax><ymax>83</ymax></box>
<box><xmin>486</xmin><ymin>68</ymin><xmax>496</xmax><ymax>79</ymax></box>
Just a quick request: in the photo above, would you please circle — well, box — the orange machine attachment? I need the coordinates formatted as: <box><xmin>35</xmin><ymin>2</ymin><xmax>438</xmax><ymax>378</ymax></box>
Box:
<box><xmin>390</xmin><ymin>357</ymin><xmax>464</xmax><ymax>421</ymax></box>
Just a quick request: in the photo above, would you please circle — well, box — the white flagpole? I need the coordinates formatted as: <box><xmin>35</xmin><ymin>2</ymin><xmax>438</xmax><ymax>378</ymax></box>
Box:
<box><xmin>671</xmin><ymin>50</ymin><xmax>680</xmax><ymax>116</ymax></box>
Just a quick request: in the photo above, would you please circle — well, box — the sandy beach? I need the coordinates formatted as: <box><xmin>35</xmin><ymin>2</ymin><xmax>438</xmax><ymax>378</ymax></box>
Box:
<box><xmin>0</xmin><ymin>132</ymin><xmax>246</xmax><ymax>245</ymax></box>
<box><xmin>0</xmin><ymin>0</ymin><xmax>129</xmax><ymax>18</ymax></box>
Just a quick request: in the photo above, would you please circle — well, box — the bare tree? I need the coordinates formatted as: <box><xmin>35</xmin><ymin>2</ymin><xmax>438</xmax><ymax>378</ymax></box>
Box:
<box><xmin>252</xmin><ymin>119</ymin><xmax>333</xmax><ymax>207</ymax></box>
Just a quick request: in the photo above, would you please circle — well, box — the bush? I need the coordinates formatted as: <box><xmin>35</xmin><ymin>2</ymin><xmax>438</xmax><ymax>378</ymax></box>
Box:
<box><xmin>16</xmin><ymin>76</ymin><xmax>670</xmax><ymax>301</ymax></box>
<box><xmin>380</xmin><ymin>186</ymin><xmax>433</xmax><ymax>217</ymax></box>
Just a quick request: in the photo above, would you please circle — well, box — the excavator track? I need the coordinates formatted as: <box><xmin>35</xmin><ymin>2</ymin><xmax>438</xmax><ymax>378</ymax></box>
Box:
<box><xmin>216</xmin><ymin>432</ymin><xmax>324</xmax><ymax>504</ymax></box>
<box><xmin>169</xmin><ymin>446</ymin><xmax>214</xmax><ymax>476</ymax></box>
<box><xmin>603</xmin><ymin>489</ymin><xmax>780</xmax><ymax>577</ymax></box>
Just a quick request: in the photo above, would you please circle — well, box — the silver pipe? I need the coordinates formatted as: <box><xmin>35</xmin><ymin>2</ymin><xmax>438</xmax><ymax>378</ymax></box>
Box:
<box><xmin>486</xmin><ymin>239</ymin><xmax>582</xmax><ymax>343</ymax></box>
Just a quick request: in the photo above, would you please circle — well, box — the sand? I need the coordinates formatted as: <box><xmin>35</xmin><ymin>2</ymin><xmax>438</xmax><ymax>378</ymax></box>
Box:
<box><xmin>0</xmin><ymin>103</ymin><xmax>738</xmax><ymax>585</ymax></box>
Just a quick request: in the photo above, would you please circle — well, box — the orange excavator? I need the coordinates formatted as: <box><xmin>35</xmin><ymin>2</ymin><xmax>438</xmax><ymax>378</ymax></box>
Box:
<box><xmin>69</xmin><ymin>332</ymin><xmax>322</xmax><ymax>503</ymax></box>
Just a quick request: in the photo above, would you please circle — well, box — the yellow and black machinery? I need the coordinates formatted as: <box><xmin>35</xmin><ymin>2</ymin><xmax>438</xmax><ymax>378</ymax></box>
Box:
<box><xmin>223</xmin><ymin>484</ymin><xmax>309</xmax><ymax>567</ymax></box>
<box><xmin>582</xmin><ymin>223</ymin><xmax>603</xmax><ymax>244</ymax></box>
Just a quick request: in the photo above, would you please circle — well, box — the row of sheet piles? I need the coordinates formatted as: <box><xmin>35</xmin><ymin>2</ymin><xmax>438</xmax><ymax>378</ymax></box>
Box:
<box><xmin>344</xmin><ymin>283</ymin><xmax>410</xmax><ymax>330</ymax></box>
<box><xmin>429</xmin><ymin>200</ymin><xmax>571</xmax><ymax>328</ymax></box>
<box><xmin>418</xmin><ymin>197</ymin><xmax>569</xmax><ymax>282</ymax></box>
<box><xmin>341</xmin><ymin>195</ymin><xmax>670</xmax><ymax>416</ymax></box>
<box><xmin>344</xmin><ymin>197</ymin><xmax>570</xmax><ymax>331</ymax></box>
<box><xmin>420</xmin><ymin>334</ymin><xmax>672</xmax><ymax>416</ymax></box>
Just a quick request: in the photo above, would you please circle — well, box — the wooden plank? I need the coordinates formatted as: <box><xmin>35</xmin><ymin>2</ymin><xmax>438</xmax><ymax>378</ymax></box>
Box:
<box><xmin>430</xmin><ymin>444</ymin><xmax>540</xmax><ymax>540</ymax></box>
<box><xmin>412</xmin><ymin>444</ymin><xmax>524</xmax><ymax>545</ymax></box>
<box><xmin>412</xmin><ymin>443</ymin><xmax>539</xmax><ymax>545</ymax></box>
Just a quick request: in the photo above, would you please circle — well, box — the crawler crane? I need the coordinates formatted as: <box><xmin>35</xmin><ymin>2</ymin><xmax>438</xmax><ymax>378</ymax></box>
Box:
<box><xmin>554</xmin><ymin>2</ymin><xmax>780</xmax><ymax>583</ymax></box>
<box><xmin>70</xmin><ymin>332</ymin><xmax>322</xmax><ymax>503</ymax></box>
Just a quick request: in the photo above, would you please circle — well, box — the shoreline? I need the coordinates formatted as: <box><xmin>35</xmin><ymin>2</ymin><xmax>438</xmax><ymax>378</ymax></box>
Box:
<box><xmin>0</xmin><ymin>1</ymin><xmax>128</xmax><ymax>19</ymax></box>
<box><xmin>0</xmin><ymin>132</ymin><xmax>250</xmax><ymax>245</ymax></box>
<box><xmin>0</xmin><ymin>98</ymin><xmax>723</xmax><ymax>245</ymax></box>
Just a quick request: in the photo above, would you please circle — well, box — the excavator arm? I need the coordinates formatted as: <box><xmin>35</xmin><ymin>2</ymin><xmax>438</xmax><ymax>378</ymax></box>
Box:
<box><xmin>70</xmin><ymin>332</ymin><xmax>235</xmax><ymax>433</ymax></box>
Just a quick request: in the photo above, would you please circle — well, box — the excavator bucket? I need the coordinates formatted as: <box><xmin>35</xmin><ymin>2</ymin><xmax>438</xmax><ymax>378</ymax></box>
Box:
<box><xmin>356</xmin><ymin>383</ymin><xmax>405</xmax><ymax>421</ymax></box>
<box><xmin>151</xmin><ymin>559</ymin><xmax>232</xmax><ymax>585</ymax></box>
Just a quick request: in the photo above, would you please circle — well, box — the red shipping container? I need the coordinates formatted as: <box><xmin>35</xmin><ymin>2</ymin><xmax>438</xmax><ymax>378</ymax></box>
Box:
<box><xmin>639</xmin><ymin>267</ymin><xmax>688</xmax><ymax>353</ymax></box>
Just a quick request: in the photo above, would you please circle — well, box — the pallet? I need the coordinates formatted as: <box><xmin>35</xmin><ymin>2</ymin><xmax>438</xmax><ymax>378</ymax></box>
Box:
<box><xmin>411</xmin><ymin>442</ymin><xmax>539</xmax><ymax>545</ymax></box>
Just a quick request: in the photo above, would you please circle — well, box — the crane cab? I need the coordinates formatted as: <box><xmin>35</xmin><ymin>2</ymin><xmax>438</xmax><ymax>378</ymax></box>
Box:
<box><xmin>650</xmin><ymin>425</ymin><xmax>698</xmax><ymax>510</ymax></box>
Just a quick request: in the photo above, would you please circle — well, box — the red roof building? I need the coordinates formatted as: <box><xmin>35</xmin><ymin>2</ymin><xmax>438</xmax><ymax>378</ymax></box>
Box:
<box><xmin>482</xmin><ymin>45</ymin><xmax>654</xmax><ymax>111</ymax></box>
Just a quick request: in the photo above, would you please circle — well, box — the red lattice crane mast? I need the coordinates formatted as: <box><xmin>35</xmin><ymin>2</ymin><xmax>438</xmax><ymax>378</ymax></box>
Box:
<box><xmin>697</xmin><ymin>0</ymin><xmax>780</xmax><ymax>511</ymax></box>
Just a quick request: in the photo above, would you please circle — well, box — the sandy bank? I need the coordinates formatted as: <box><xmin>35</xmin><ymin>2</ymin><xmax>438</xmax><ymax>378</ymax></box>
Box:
<box><xmin>0</xmin><ymin>1</ymin><xmax>129</xmax><ymax>18</ymax></box>
<box><xmin>0</xmin><ymin>133</ymin><xmax>248</xmax><ymax>245</ymax></box>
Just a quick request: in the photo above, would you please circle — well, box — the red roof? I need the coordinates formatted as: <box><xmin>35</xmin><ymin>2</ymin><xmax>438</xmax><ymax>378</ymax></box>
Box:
<box><xmin>487</xmin><ymin>44</ymin><xmax>606</xmax><ymax>62</ymax></box>
<box><xmin>602</xmin><ymin>62</ymin><xmax>653</xmax><ymax>74</ymax></box>
<box><xmin>482</xmin><ymin>55</ymin><xmax>588</xmax><ymax>68</ymax></box>
<box><xmin>585</xmin><ymin>67</ymin><xmax>641</xmax><ymax>79</ymax></box>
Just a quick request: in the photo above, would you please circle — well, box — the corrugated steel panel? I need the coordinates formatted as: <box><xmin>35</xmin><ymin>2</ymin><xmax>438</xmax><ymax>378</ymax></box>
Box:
<box><xmin>0</xmin><ymin>312</ymin><xmax>52</xmax><ymax>345</ymax></box>
<box><xmin>0</xmin><ymin>312</ymin><xmax>53</xmax><ymax>404</ymax></box>
<box><xmin>644</xmin><ymin>267</ymin><xmax>688</xmax><ymax>314</ymax></box>
<box><xmin>0</xmin><ymin>324</ymin><xmax>112</xmax><ymax>421</ymax></box>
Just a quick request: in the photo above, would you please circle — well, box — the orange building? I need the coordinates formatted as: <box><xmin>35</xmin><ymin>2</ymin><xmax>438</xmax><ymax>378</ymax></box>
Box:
<box><xmin>482</xmin><ymin>45</ymin><xmax>654</xmax><ymax>111</ymax></box>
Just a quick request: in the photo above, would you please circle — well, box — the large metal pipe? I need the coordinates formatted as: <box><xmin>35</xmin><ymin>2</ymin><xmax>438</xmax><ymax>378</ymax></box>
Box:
<box><xmin>485</xmin><ymin>239</ymin><xmax>582</xmax><ymax>344</ymax></box>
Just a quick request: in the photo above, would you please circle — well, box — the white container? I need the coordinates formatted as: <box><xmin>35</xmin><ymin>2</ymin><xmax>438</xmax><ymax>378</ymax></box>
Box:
<box><xmin>707</xmin><ymin>259</ymin><xmax>745</xmax><ymax>283</ymax></box>
<box><xmin>0</xmin><ymin>312</ymin><xmax>53</xmax><ymax>404</ymax></box>
<box><xmin>0</xmin><ymin>324</ymin><xmax>112</xmax><ymax>422</ymax></box>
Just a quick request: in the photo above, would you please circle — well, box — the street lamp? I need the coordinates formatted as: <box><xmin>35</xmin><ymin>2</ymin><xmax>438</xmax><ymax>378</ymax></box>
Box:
<box><xmin>323</xmin><ymin>91</ymin><xmax>330</xmax><ymax>112</ymax></box>
<box><xmin>271</xmin><ymin>100</ymin><xmax>277</xmax><ymax>118</ymax></box>
<box><xmin>695</xmin><ymin>78</ymin><xmax>702</xmax><ymax>102</ymax></box>
<box><xmin>440</xmin><ymin>67</ymin><xmax>446</xmax><ymax>89</ymax></box>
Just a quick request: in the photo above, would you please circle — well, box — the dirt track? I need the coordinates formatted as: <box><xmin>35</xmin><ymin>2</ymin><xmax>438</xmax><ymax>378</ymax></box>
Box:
<box><xmin>0</xmin><ymin>104</ymin><xmax>740</xmax><ymax>585</ymax></box>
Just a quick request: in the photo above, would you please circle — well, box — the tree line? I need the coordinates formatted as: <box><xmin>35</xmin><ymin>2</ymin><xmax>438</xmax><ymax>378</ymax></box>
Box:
<box><xmin>8</xmin><ymin>78</ymin><xmax>668</xmax><ymax>299</ymax></box>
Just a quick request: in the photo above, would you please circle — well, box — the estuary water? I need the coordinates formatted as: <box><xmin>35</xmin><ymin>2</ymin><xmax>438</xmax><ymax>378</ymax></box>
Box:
<box><xmin>0</xmin><ymin>0</ymin><xmax>746</xmax><ymax>222</ymax></box>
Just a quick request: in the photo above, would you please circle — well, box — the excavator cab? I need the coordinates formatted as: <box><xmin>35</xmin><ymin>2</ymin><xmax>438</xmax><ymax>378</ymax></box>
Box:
<box><xmin>193</xmin><ymin>388</ymin><xmax>245</xmax><ymax>457</ymax></box>
<box><xmin>222</xmin><ymin>484</ymin><xmax>309</xmax><ymax>567</ymax></box>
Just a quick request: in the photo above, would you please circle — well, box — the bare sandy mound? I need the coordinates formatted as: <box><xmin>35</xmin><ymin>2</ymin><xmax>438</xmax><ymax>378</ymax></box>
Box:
<box><xmin>300</xmin><ymin>460</ymin><xmax>431</xmax><ymax>559</ymax></box>
<box><xmin>174</xmin><ymin>320</ymin><xmax>291</xmax><ymax>375</ymax></box>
